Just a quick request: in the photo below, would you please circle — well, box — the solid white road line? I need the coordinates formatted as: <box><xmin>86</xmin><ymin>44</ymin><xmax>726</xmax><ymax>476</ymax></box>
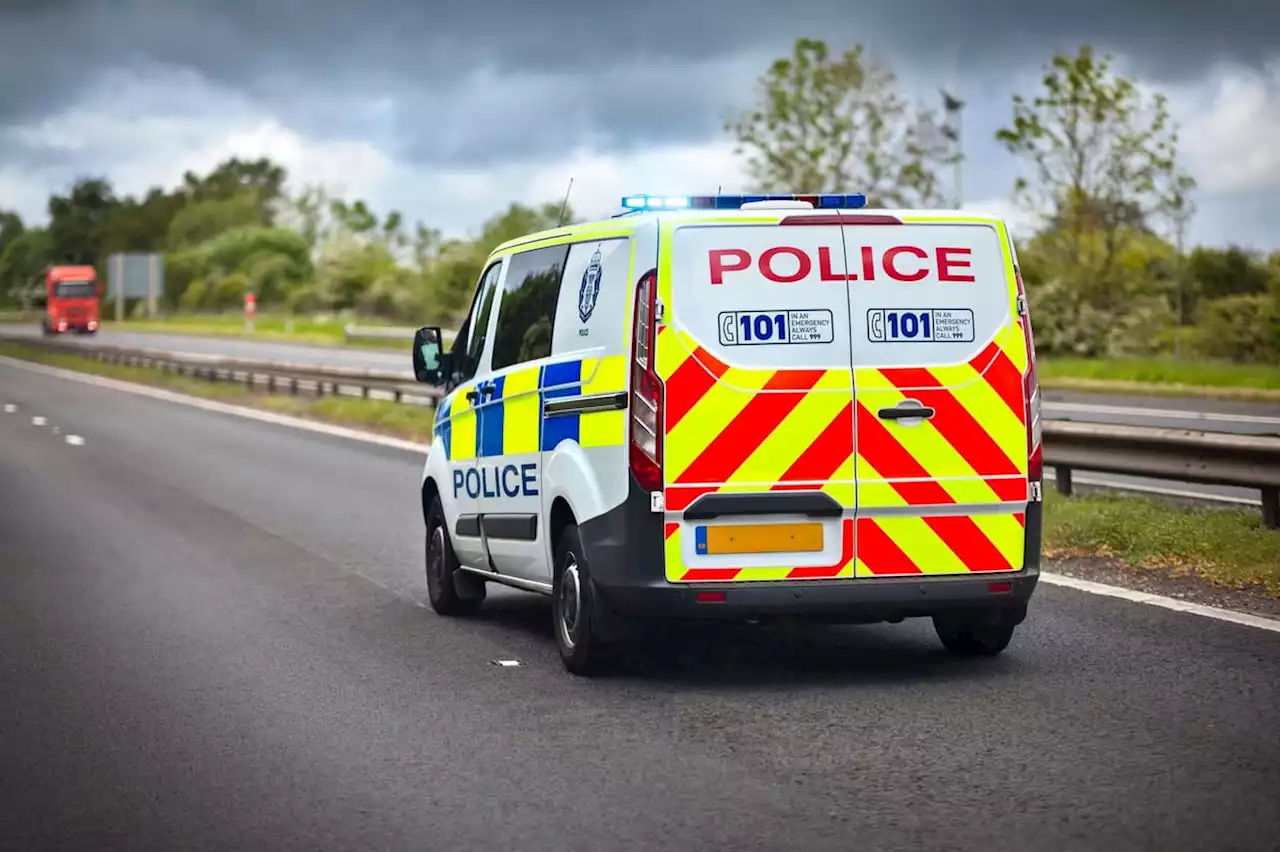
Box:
<box><xmin>1039</xmin><ymin>573</ymin><xmax>1280</xmax><ymax>635</ymax></box>
<box><xmin>4</xmin><ymin>353</ymin><xmax>1278</xmax><ymax>635</ymax></box>
<box><xmin>1045</xmin><ymin>400</ymin><xmax>1280</xmax><ymax>427</ymax></box>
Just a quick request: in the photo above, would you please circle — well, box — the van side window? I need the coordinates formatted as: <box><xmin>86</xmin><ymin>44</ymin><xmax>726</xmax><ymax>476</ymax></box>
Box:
<box><xmin>451</xmin><ymin>260</ymin><xmax>503</xmax><ymax>386</ymax></box>
<box><xmin>490</xmin><ymin>244</ymin><xmax>570</xmax><ymax>371</ymax></box>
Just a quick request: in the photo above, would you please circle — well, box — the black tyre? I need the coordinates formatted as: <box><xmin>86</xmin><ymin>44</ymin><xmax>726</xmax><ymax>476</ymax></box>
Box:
<box><xmin>424</xmin><ymin>495</ymin><xmax>484</xmax><ymax>616</ymax></box>
<box><xmin>933</xmin><ymin>611</ymin><xmax>1017</xmax><ymax>656</ymax></box>
<box><xmin>553</xmin><ymin>524</ymin><xmax>611</xmax><ymax>676</ymax></box>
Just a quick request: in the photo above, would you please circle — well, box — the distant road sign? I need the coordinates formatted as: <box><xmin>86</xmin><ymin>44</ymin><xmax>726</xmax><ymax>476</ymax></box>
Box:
<box><xmin>107</xmin><ymin>252</ymin><xmax>163</xmax><ymax>320</ymax></box>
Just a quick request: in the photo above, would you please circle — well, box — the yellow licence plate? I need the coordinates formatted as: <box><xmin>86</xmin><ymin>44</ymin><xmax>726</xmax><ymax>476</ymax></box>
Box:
<box><xmin>694</xmin><ymin>522</ymin><xmax>824</xmax><ymax>555</ymax></box>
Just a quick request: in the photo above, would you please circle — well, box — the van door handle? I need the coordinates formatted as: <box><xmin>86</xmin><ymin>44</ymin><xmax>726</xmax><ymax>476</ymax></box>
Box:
<box><xmin>480</xmin><ymin>383</ymin><xmax>496</xmax><ymax>399</ymax></box>
<box><xmin>465</xmin><ymin>389</ymin><xmax>481</xmax><ymax>404</ymax></box>
<box><xmin>878</xmin><ymin>401</ymin><xmax>935</xmax><ymax>420</ymax></box>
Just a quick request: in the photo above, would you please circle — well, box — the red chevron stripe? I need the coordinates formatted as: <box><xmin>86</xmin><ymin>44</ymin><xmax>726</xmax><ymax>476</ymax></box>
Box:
<box><xmin>855</xmin><ymin>518</ymin><xmax>921</xmax><ymax>575</ymax></box>
<box><xmin>1015</xmin><ymin>512</ymin><xmax>1026</xmax><ymax>527</ymax></box>
<box><xmin>922</xmin><ymin>515</ymin><xmax>1014</xmax><ymax>572</ymax></box>
<box><xmin>988</xmin><ymin>476</ymin><xmax>1031</xmax><ymax>502</ymax></box>
<box><xmin>664</xmin><ymin>522</ymin><xmax>679</xmax><ymax>539</ymax></box>
<box><xmin>773</xmin><ymin>401</ymin><xmax>854</xmax><ymax>485</ymax></box>
<box><xmin>664</xmin><ymin>485</ymin><xmax>716</xmax><ymax>512</ymax></box>
<box><xmin>880</xmin><ymin>367</ymin><xmax>1022</xmax><ymax>477</ymax></box>
<box><xmin>675</xmin><ymin>369</ymin><xmax>825</xmax><ymax>485</ymax></box>
<box><xmin>681</xmin><ymin>568</ymin><xmax>741</xmax><ymax>582</ymax></box>
<box><xmin>664</xmin><ymin>345</ymin><xmax>729</xmax><ymax>430</ymax></box>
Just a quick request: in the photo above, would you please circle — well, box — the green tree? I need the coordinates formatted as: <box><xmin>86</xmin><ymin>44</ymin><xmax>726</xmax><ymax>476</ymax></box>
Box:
<box><xmin>45</xmin><ymin>177</ymin><xmax>120</xmax><ymax>265</ymax></box>
<box><xmin>0</xmin><ymin>228</ymin><xmax>53</xmax><ymax>307</ymax></box>
<box><xmin>166</xmin><ymin>191</ymin><xmax>268</xmax><ymax>250</ymax></box>
<box><xmin>996</xmin><ymin>45</ymin><xmax>1196</xmax><ymax>297</ymax></box>
<box><xmin>726</xmin><ymin>37</ymin><xmax>952</xmax><ymax>205</ymax></box>
<box><xmin>181</xmin><ymin>157</ymin><xmax>287</xmax><ymax>224</ymax></box>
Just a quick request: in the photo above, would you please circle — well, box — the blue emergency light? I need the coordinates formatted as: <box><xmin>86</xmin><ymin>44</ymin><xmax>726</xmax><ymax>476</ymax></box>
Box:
<box><xmin>620</xmin><ymin>193</ymin><xmax>868</xmax><ymax>211</ymax></box>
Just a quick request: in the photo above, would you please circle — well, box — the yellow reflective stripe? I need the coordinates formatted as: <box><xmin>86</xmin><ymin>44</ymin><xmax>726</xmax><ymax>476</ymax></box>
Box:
<box><xmin>450</xmin><ymin>388</ymin><xmax>476</xmax><ymax>461</ymax></box>
<box><xmin>578</xmin><ymin>354</ymin><xmax>629</xmax><ymax>449</ymax></box>
<box><xmin>581</xmin><ymin>354</ymin><xmax>628</xmax><ymax>393</ymax></box>
<box><xmin>664</xmin><ymin>526</ymin><xmax>682</xmax><ymax>581</ymax></box>
<box><xmin>502</xmin><ymin>367</ymin><xmax>541</xmax><ymax>455</ymax></box>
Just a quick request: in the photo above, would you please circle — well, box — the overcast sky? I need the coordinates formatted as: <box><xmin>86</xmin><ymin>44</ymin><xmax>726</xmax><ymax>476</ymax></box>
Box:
<box><xmin>2</xmin><ymin>0</ymin><xmax>1278</xmax><ymax>249</ymax></box>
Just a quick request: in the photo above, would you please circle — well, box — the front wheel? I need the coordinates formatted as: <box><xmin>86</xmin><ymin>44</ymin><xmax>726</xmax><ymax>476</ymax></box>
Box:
<box><xmin>424</xmin><ymin>495</ymin><xmax>484</xmax><ymax>616</ymax></box>
<box><xmin>933</xmin><ymin>611</ymin><xmax>1017</xmax><ymax>656</ymax></box>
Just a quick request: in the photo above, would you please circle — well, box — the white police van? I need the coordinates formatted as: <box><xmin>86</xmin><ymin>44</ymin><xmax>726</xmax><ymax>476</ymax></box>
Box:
<box><xmin>412</xmin><ymin>193</ymin><xmax>1044</xmax><ymax>675</ymax></box>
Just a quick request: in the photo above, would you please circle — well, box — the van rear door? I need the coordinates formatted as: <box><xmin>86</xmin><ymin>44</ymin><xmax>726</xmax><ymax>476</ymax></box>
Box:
<box><xmin>657</xmin><ymin>213</ymin><xmax>857</xmax><ymax>583</ymax></box>
<box><xmin>844</xmin><ymin>218</ymin><xmax>1029</xmax><ymax>577</ymax></box>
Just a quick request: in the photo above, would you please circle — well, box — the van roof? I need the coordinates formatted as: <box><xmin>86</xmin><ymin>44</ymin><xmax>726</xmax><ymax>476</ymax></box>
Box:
<box><xmin>488</xmin><ymin>207</ymin><xmax>1012</xmax><ymax>257</ymax></box>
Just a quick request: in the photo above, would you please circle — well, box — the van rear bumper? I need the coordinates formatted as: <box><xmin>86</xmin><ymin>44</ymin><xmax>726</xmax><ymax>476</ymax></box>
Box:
<box><xmin>594</xmin><ymin>570</ymin><xmax>1037</xmax><ymax>623</ymax></box>
<box><xmin>581</xmin><ymin>475</ymin><xmax>1041</xmax><ymax>624</ymax></box>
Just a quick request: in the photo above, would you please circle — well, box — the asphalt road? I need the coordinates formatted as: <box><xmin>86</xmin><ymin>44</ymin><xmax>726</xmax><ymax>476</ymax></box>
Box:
<box><xmin>2</xmin><ymin>358</ymin><xmax>1279</xmax><ymax>852</ymax></box>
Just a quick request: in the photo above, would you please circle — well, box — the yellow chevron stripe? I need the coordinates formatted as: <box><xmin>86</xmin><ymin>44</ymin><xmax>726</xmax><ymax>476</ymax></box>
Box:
<box><xmin>655</xmin><ymin>326</ymin><xmax>699</xmax><ymax>380</ymax></box>
<box><xmin>664</xmin><ymin>527</ymin><xmax>682</xmax><ymax>582</ymax></box>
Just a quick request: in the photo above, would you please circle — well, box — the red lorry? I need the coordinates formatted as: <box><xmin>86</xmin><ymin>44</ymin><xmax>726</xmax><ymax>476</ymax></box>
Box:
<box><xmin>43</xmin><ymin>265</ymin><xmax>101</xmax><ymax>335</ymax></box>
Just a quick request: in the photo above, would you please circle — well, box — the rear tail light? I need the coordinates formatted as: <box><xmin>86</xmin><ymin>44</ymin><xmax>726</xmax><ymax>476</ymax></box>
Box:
<box><xmin>629</xmin><ymin>268</ymin><xmax>664</xmax><ymax>491</ymax></box>
<box><xmin>1014</xmin><ymin>265</ymin><xmax>1042</xmax><ymax>488</ymax></box>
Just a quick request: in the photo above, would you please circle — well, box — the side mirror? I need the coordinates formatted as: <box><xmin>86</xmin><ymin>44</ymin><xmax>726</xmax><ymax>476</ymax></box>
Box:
<box><xmin>412</xmin><ymin>326</ymin><xmax>446</xmax><ymax>385</ymax></box>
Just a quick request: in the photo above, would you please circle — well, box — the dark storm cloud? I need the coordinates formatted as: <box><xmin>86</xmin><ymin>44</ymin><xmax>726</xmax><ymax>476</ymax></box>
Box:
<box><xmin>1</xmin><ymin>0</ymin><xmax>1277</xmax><ymax>166</ymax></box>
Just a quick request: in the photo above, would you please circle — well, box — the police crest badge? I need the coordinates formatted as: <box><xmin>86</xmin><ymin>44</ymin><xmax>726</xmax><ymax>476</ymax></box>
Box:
<box><xmin>578</xmin><ymin>246</ymin><xmax>603</xmax><ymax>323</ymax></box>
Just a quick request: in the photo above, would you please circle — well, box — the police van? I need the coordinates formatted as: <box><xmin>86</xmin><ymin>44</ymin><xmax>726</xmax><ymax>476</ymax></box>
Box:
<box><xmin>410</xmin><ymin>193</ymin><xmax>1043</xmax><ymax>675</ymax></box>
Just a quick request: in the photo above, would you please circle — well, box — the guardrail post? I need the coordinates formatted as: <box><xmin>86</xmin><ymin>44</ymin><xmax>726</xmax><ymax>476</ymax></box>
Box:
<box><xmin>1262</xmin><ymin>486</ymin><xmax>1278</xmax><ymax>530</ymax></box>
<box><xmin>1054</xmin><ymin>465</ymin><xmax>1073</xmax><ymax>496</ymax></box>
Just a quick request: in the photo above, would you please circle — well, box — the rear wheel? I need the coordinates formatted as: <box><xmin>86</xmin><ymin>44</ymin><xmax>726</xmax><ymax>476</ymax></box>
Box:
<box><xmin>933</xmin><ymin>611</ymin><xmax>1017</xmax><ymax>656</ymax></box>
<box><xmin>553</xmin><ymin>524</ymin><xmax>612</xmax><ymax>676</ymax></box>
<box><xmin>424</xmin><ymin>495</ymin><xmax>484</xmax><ymax>615</ymax></box>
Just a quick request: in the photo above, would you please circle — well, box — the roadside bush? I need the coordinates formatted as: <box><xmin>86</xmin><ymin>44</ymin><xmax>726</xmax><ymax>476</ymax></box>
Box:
<box><xmin>1196</xmin><ymin>295</ymin><xmax>1280</xmax><ymax>363</ymax></box>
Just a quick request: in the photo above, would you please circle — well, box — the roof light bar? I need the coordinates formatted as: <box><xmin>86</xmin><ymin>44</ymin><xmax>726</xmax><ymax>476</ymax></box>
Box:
<box><xmin>620</xmin><ymin>193</ymin><xmax>868</xmax><ymax>211</ymax></box>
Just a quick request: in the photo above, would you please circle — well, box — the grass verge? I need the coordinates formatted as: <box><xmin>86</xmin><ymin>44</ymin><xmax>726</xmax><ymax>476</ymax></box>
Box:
<box><xmin>1040</xmin><ymin>357</ymin><xmax>1280</xmax><ymax>402</ymax></box>
<box><xmin>1043</xmin><ymin>490</ymin><xmax>1279</xmax><ymax>598</ymax></box>
<box><xmin>4</xmin><ymin>340</ymin><xmax>1276</xmax><ymax>600</ymax></box>
<box><xmin>0</xmin><ymin>341</ymin><xmax>434</xmax><ymax>443</ymax></box>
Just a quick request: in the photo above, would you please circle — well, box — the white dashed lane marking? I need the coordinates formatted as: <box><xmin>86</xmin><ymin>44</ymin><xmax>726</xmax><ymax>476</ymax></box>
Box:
<box><xmin>3</xmin><ymin>403</ymin><xmax>15</xmax><ymax>413</ymax></box>
<box><xmin>65</xmin><ymin>435</ymin><xmax>85</xmax><ymax>446</ymax></box>
<box><xmin>31</xmin><ymin>415</ymin><xmax>46</xmax><ymax>426</ymax></box>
